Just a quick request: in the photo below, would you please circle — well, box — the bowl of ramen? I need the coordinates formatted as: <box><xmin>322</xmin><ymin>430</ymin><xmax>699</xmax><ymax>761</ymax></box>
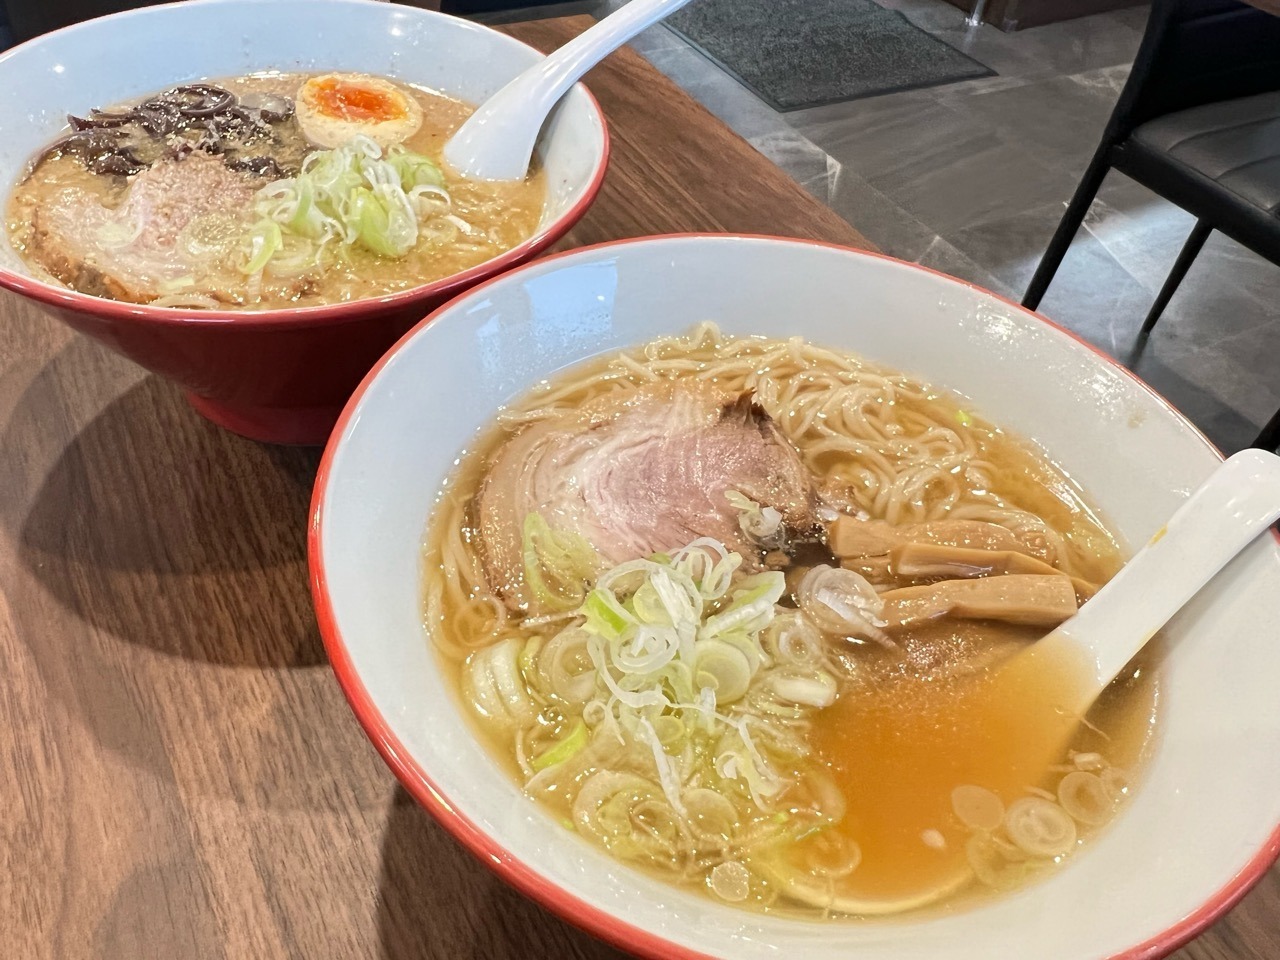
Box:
<box><xmin>0</xmin><ymin>0</ymin><xmax>607</xmax><ymax>443</ymax></box>
<box><xmin>309</xmin><ymin>235</ymin><xmax>1280</xmax><ymax>958</ymax></box>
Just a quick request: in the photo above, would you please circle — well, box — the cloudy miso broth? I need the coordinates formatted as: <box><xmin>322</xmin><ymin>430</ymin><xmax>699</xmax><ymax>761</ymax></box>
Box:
<box><xmin>7</xmin><ymin>72</ymin><xmax>546</xmax><ymax>309</ymax></box>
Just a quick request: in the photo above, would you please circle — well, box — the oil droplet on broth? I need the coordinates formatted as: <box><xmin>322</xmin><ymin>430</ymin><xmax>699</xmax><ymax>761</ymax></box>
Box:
<box><xmin>811</xmin><ymin>636</ymin><xmax>1093</xmax><ymax>906</ymax></box>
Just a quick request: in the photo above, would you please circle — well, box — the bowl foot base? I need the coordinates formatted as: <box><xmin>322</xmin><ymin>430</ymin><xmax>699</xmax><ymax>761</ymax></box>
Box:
<box><xmin>185</xmin><ymin>393</ymin><xmax>340</xmax><ymax>446</ymax></box>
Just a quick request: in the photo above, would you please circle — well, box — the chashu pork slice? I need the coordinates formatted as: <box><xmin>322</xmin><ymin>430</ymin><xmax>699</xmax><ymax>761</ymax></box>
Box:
<box><xmin>25</xmin><ymin>153</ymin><xmax>255</xmax><ymax>304</ymax></box>
<box><xmin>478</xmin><ymin>380</ymin><xmax>817</xmax><ymax>611</ymax></box>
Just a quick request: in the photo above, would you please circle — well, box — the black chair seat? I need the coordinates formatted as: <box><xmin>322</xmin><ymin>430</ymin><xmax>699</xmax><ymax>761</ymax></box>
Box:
<box><xmin>1021</xmin><ymin>0</ymin><xmax>1280</xmax><ymax>451</ymax></box>
<box><xmin>1131</xmin><ymin>91</ymin><xmax>1280</xmax><ymax>217</ymax></box>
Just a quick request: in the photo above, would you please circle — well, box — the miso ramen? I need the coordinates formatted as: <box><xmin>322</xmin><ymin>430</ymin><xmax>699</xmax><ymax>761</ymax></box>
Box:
<box><xmin>5</xmin><ymin>72</ymin><xmax>545</xmax><ymax>309</ymax></box>
<box><xmin>422</xmin><ymin>325</ymin><xmax>1159</xmax><ymax>918</ymax></box>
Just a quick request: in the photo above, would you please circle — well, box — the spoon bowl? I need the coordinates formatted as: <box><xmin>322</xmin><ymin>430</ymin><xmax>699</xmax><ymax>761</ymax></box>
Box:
<box><xmin>1045</xmin><ymin>447</ymin><xmax>1280</xmax><ymax>711</ymax></box>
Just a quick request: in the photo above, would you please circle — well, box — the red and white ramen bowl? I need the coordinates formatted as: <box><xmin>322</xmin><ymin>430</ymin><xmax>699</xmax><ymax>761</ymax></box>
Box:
<box><xmin>0</xmin><ymin>0</ymin><xmax>608</xmax><ymax>443</ymax></box>
<box><xmin>310</xmin><ymin>235</ymin><xmax>1280</xmax><ymax>959</ymax></box>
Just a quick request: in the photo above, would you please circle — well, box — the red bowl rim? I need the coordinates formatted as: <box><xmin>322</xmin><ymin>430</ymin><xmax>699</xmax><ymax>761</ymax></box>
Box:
<box><xmin>308</xmin><ymin>233</ymin><xmax>1280</xmax><ymax>960</ymax></box>
<box><xmin>0</xmin><ymin>4</ymin><xmax>610</xmax><ymax>331</ymax></box>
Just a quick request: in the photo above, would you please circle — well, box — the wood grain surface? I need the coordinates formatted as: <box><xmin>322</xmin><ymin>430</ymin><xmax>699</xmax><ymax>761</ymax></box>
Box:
<box><xmin>1240</xmin><ymin>0</ymin><xmax>1280</xmax><ymax>16</ymax></box>
<box><xmin>0</xmin><ymin>14</ymin><xmax>1275</xmax><ymax>960</ymax></box>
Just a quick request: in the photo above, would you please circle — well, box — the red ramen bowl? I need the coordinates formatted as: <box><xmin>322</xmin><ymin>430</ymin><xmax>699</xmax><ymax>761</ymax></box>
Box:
<box><xmin>0</xmin><ymin>0</ymin><xmax>608</xmax><ymax>443</ymax></box>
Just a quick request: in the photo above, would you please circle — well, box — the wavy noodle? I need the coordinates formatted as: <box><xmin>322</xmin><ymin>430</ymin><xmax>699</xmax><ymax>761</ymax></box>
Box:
<box><xmin>425</xmin><ymin>323</ymin><xmax>1113</xmax><ymax>661</ymax></box>
<box><xmin>424</xmin><ymin>490</ymin><xmax>509</xmax><ymax>660</ymax></box>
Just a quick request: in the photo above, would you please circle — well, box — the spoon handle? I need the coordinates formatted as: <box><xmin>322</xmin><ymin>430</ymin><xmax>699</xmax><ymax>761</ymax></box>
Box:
<box><xmin>524</xmin><ymin>0</ymin><xmax>695</xmax><ymax>112</ymax></box>
<box><xmin>1057</xmin><ymin>448</ymin><xmax>1280</xmax><ymax>694</ymax></box>
<box><xmin>445</xmin><ymin>0</ymin><xmax>696</xmax><ymax>180</ymax></box>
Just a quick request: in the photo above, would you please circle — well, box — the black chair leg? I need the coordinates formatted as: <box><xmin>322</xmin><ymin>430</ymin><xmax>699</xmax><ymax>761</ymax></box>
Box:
<box><xmin>1023</xmin><ymin>154</ymin><xmax>1112</xmax><ymax>310</ymax></box>
<box><xmin>1253</xmin><ymin>405</ymin><xmax>1280</xmax><ymax>452</ymax></box>
<box><xmin>1138</xmin><ymin>219</ymin><xmax>1212</xmax><ymax>337</ymax></box>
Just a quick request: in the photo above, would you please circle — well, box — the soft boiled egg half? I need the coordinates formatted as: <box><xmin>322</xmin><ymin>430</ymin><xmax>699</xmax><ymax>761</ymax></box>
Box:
<box><xmin>295</xmin><ymin>73</ymin><xmax>424</xmax><ymax>149</ymax></box>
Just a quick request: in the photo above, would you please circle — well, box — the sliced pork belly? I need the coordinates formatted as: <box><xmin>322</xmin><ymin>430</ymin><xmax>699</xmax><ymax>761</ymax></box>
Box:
<box><xmin>478</xmin><ymin>381</ymin><xmax>817</xmax><ymax>610</ymax></box>
<box><xmin>26</xmin><ymin>154</ymin><xmax>255</xmax><ymax>303</ymax></box>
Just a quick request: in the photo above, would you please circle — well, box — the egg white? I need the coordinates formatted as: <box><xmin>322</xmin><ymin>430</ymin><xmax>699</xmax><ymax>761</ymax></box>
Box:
<box><xmin>295</xmin><ymin>73</ymin><xmax>424</xmax><ymax>150</ymax></box>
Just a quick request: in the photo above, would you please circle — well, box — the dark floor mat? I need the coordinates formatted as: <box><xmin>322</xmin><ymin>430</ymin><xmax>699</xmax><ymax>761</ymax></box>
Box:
<box><xmin>666</xmin><ymin>0</ymin><xmax>995</xmax><ymax>111</ymax></box>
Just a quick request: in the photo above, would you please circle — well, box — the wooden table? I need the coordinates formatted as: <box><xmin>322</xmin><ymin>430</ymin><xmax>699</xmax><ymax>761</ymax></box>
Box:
<box><xmin>1239</xmin><ymin>0</ymin><xmax>1280</xmax><ymax>15</ymax></box>
<box><xmin>1241</xmin><ymin>0</ymin><xmax>1280</xmax><ymax>15</ymax></box>
<box><xmin>0</xmin><ymin>14</ymin><xmax>1273</xmax><ymax>960</ymax></box>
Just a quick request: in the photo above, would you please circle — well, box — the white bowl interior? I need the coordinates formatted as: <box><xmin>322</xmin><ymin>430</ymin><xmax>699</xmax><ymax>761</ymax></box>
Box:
<box><xmin>0</xmin><ymin>0</ymin><xmax>605</xmax><ymax>275</ymax></box>
<box><xmin>318</xmin><ymin>236</ymin><xmax>1280</xmax><ymax>960</ymax></box>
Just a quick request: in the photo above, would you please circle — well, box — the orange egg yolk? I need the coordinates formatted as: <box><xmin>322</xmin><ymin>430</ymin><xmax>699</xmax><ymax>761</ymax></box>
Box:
<box><xmin>312</xmin><ymin>78</ymin><xmax>406</xmax><ymax>122</ymax></box>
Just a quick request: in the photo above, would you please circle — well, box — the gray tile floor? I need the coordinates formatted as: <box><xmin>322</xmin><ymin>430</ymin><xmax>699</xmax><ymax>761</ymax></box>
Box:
<box><xmin>485</xmin><ymin>0</ymin><xmax>1279</xmax><ymax>452</ymax></box>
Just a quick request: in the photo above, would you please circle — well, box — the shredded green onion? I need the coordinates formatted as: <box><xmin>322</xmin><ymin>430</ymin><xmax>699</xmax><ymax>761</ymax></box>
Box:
<box><xmin>523</xmin><ymin>513</ymin><xmax>600</xmax><ymax>611</ymax></box>
<box><xmin>241</xmin><ymin>134</ymin><xmax>452</xmax><ymax>275</ymax></box>
<box><xmin>531</xmin><ymin>719</ymin><xmax>589</xmax><ymax>771</ymax></box>
<box><xmin>464</xmin><ymin>638</ymin><xmax>535</xmax><ymax>730</ymax></box>
<box><xmin>239</xmin><ymin>220</ymin><xmax>282</xmax><ymax>275</ymax></box>
<box><xmin>568</xmin><ymin>543</ymin><xmax>802</xmax><ymax>813</ymax></box>
<box><xmin>693</xmin><ymin>639</ymin><xmax>753</xmax><ymax>703</ymax></box>
<box><xmin>583</xmin><ymin>588</ymin><xmax>634</xmax><ymax>638</ymax></box>
<box><xmin>725</xmin><ymin>490</ymin><xmax>784</xmax><ymax>542</ymax></box>
<box><xmin>389</xmin><ymin>149</ymin><xmax>446</xmax><ymax>189</ymax></box>
<box><xmin>517</xmin><ymin>635</ymin><xmax>543</xmax><ymax>681</ymax></box>
<box><xmin>483</xmin><ymin>535</ymin><xmax>850</xmax><ymax>891</ymax></box>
